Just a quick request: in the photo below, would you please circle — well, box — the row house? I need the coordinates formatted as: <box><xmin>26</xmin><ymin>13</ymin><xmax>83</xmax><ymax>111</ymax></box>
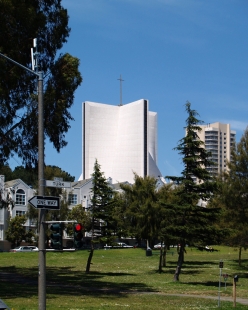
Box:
<box><xmin>66</xmin><ymin>177</ymin><xmax>129</xmax><ymax>210</ymax></box>
<box><xmin>0</xmin><ymin>176</ymin><xmax>36</xmax><ymax>251</ymax></box>
<box><xmin>0</xmin><ymin>175</ymin><xmax>166</xmax><ymax>250</ymax></box>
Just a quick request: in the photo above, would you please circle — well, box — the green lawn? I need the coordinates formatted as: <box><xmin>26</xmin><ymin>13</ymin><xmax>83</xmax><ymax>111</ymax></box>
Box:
<box><xmin>1</xmin><ymin>245</ymin><xmax>248</xmax><ymax>309</ymax></box>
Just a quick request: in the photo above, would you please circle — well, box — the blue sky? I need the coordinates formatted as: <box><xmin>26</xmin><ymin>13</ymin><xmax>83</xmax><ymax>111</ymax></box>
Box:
<box><xmin>15</xmin><ymin>0</ymin><xmax>248</xmax><ymax>180</ymax></box>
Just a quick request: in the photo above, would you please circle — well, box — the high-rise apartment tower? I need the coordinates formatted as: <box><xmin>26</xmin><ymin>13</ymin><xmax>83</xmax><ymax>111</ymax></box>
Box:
<box><xmin>197</xmin><ymin>122</ymin><xmax>236</xmax><ymax>176</ymax></box>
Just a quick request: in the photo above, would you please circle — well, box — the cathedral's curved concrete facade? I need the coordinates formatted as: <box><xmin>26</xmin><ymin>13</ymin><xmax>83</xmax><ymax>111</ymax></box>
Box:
<box><xmin>81</xmin><ymin>99</ymin><xmax>162</xmax><ymax>183</ymax></box>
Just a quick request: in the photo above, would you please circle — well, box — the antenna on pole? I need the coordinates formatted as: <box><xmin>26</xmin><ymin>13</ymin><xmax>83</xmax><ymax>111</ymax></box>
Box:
<box><xmin>31</xmin><ymin>48</ymin><xmax>34</xmax><ymax>71</ymax></box>
<box><xmin>117</xmin><ymin>74</ymin><xmax>124</xmax><ymax>106</ymax></box>
<box><xmin>31</xmin><ymin>38</ymin><xmax>38</xmax><ymax>71</ymax></box>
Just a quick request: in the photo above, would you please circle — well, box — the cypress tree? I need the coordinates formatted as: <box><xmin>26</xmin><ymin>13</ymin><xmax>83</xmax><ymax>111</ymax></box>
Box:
<box><xmin>166</xmin><ymin>102</ymin><xmax>220</xmax><ymax>281</ymax></box>
<box><xmin>86</xmin><ymin>159</ymin><xmax>114</xmax><ymax>273</ymax></box>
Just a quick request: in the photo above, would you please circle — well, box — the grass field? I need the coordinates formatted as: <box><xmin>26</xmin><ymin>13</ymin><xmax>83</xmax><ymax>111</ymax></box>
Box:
<box><xmin>0</xmin><ymin>245</ymin><xmax>248</xmax><ymax>309</ymax></box>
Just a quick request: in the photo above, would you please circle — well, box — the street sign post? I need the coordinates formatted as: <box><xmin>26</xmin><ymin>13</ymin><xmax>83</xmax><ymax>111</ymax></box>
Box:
<box><xmin>223</xmin><ymin>274</ymin><xmax>228</xmax><ymax>290</ymax></box>
<box><xmin>29</xmin><ymin>196</ymin><xmax>60</xmax><ymax>210</ymax></box>
<box><xmin>54</xmin><ymin>177</ymin><xmax>63</xmax><ymax>181</ymax></box>
<box><xmin>218</xmin><ymin>260</ymin><xmax>224</xmax><ymax>307</ymax></box>
<box><xmin>46</xmin><ymin>180</ymin><xmax>71</xmax><ymax>188</ymax></box>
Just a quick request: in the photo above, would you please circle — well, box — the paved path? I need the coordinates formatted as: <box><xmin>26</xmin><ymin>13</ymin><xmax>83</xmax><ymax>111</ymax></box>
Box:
<box><xmin>1</xmin><ymin>272</ymin><xmax>248</xmax><ymax>306</ymax></box>
<box><xmin>162</xmin><ymin>293</ymin><xmax>248</xmax><ymax>306</ymax></box>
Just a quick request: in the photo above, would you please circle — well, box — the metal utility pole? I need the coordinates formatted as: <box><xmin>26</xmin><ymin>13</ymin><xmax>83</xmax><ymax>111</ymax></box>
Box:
<box><xmin>37</xmin><ymin>71</ymin><xmax>46</xmax><ymax>310</ymax></box>
<box><xmin>0</xmin><ymin>39</ymin><xmax>46</xmax><ymax>309</ymax></box>
<box><xmin>117</xmin><ymin>74</ymin><xmax>124</xmax><ymax>106</ymax></box>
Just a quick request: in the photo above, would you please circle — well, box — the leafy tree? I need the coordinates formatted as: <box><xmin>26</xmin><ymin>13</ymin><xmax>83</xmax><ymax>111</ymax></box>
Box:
<box><xmin>120</xmin><ymin>174</ymin><xmax>160</xmax><ymax>247</ymax></box>
<box><xmin>109</xmin><ymin>191</ymin><xmax>132</xmax><ymax>239</ymax></box>
<box><xmin>0</xmin><ymin>0</ymin><xmax>82</xmax><ymax>168</ymax></box>
<box><xmin>66</xmin><ymin>204</ymin><xmax>92</xmax><ymax>241</ymax></box>
<box><xmin>5</xmin><ymin>215</ymin><xmax>35</xmax><ymax>248</ymax></box>
<box><xmin>86</xmin><ymin>160</ymin><xmax>114</xmax><ymax>273</ymax></box>
<box><xmin>10</xmin><ymin>164</ymin><xmax>75</xmax><ymax>191</ymax></box>
<box><xmin>166</xmin><ymin>102</ymin><xmax>220</xmax><ymax>281</ymax></box>
<box><xmin>157</xmin><ymin>183</ymin><xmax>180</xmax><ymax>271</ymax></box>
<box><xmin>0</xmin><ymin>165</ymin><xmax>13</xmax><ymax>181</ymax></box>
<box><xmin>210</xmin><ymin>127</ymin><xmax>248</xmax><ymax>265</ymax></box>
<box><xmin>115</xmin><ymin>174</ymin><xmax>177</xmax><ymax>273</ymax></box>
<box><xmin>118</xmin><ymin>175</ymin><xmax>175</xmax><ymax>273</ymax></box>
<box><xmin>11</xmin><ymin>165</ymin><xmax>37</xmax><ymax>187</ymax></box>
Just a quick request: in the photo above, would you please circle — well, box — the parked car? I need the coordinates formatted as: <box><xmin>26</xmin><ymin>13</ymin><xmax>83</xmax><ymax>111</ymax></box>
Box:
<box><xmin>104</xmin><ymin>242</ymin><xmax>133</xmax><ymax>249</ymax></box>
<box><xmin>153</xmin><ymin>243</ymin><xmax>165</xmax><ymax>249</ymax></box>
<box><xmin>115</xmin><ymin>242</ymin><xmax>133</xmax><ymax>248</ymax></box>
<box><xmin>103</xmin><ymin>244</ymin><xmax>113</xmax><ymax>249</ymax></box>
<box><xmin>28</xmin><ymin>246</ymin><xmax>39</xmax><ymax>252</ymax></box>
<box><xmin>10</xmin><ymin>246</ymin><xmax>39</xmax><ymax>252</ymax></box>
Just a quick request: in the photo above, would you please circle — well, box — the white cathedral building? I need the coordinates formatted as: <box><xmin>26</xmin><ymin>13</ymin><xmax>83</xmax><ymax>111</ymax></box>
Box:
<box><xmin>79</xmin><ymin>99</ymin><xmax>163</xmax><ymax>184</ymax></box>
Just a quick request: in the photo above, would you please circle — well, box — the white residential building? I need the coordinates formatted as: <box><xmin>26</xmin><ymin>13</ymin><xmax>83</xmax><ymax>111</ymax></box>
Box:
<box><xmin>197</xmin><ymin>122</ymin><xmax>236</xmax><ymax>176</ymax></box>
<box><xmin>0</xmin><ymin>177</ymin><xmax>36</xmax><ymax>251</ymax></box>
<box><xmin>67</xmin><ymin>178</ymin><xmax>93</xmax><ymax>211</ymax></box>
<box><xmin>65</xmin><ymin>176</ymin><xmax>166</xmax><ymax>210</ymax></box>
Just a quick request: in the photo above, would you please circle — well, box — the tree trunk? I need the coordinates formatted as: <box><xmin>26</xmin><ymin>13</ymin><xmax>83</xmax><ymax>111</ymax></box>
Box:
<box><xmin>86</xmin><ymin>216</ymin><xmax>95</xmax><ymax>273</ymax></box>
<box><xmin>238</xmin><ymin>246</ymin><xmax>242</xmax><ymax>267</ymax></box>
<box><xmin>85</xmin><ymin>248</ymin><xmax>94</xmax><ymax>273</ymax></box>
<box><xmin>159</xmin><ymin>247</ymin><xmax>163</xmax><ymax>273</ymax></box>
<box><xmin>162</xmin><ymin>248</ymin><xmax>166</xmax><ymax>267</ymax></box>
<box><xmin>174</xmin><ymin>243</ymin><xmax>185</xmax><ymax>281</ymax></box>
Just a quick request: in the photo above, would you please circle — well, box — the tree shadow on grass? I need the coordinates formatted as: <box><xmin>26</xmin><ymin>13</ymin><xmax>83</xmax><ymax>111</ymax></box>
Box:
<box><xmin>180</xmin><ymin>280</ymin><xmax>233</xmax><ymax>288</ymax></box>
<box><xmin>167</xmin><ymin>260</ymin><xmax>217</xmax><ymax>268</ymax></box>
<box><xmin>150</xmin><ymin>259</ymin><xmax>219</xmax><ymax>278</ymax></box>
<box><xmin>162</xmin><ymin>260</ymin><xmax>217</xmax><ymax>275</ymax></box>
<box><xmin>230</xmin><ymin>259</ymin><xmax>248</xmax><ymax>270</ymax></box>
<box><xmin>150</xmin><ymin>266</ymin><xmax>202</xmax><ymax>276</ymax></box>
<box><xmin>0</xmin><ymin>265</ymin><xmax>157</xmax><ymax>300</ymax></box>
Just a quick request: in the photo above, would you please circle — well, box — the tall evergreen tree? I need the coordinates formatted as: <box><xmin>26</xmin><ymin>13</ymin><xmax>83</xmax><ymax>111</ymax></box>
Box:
<box><xmin>86</xmin><ymin>160</ymin><xmax>114</xmax><ymax>273</ymax></box>
<box><xmin>166</xmin><ymin>101</ymin><xmax>220</xmax><ymax>281</ymax></box>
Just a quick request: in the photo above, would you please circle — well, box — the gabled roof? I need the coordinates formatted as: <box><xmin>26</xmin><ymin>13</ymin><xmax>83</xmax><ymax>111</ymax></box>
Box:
<box><xmin>70</xmin><ymin>178</ymin><xmax>92</xmax><ymax>189</ymax></box>
<box><xmin>111</xmin><ymin>181</ymin><xmax>131</xmax><ymax>191</ymax></box>
<box><xmin>4</xmin><ymin>179</ymin><xmax>32</xmax><ymax>189</ymax></box>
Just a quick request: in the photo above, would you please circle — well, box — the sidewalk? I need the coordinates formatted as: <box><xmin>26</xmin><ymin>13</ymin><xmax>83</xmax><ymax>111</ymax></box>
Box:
<box><xmin>163</xmin><ymin>293</ymin><xmax>248</xmax><ymax>306</ymax></box>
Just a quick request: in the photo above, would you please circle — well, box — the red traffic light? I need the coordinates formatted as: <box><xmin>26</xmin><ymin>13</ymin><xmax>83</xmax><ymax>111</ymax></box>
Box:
<box><xmin>75</xmin><ymin>223</ymin><xmax>83</xmax><ymax>231</ymax></box>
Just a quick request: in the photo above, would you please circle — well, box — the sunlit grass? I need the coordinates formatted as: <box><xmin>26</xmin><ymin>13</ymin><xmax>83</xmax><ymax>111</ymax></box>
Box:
<box><xmin>0</xmin><ymin>245</ymin><xmax>248</xmax><ymax>309</ymax></box>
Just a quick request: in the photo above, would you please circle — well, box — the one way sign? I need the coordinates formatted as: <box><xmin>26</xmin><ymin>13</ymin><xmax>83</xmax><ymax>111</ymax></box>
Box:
<box><xmin>28</xmin><ymin>196</ymin><xmax>60</xmax><ymax>210</ymax></box>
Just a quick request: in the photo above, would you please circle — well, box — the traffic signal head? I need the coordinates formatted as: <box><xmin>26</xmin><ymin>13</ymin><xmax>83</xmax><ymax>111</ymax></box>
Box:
<box><xmin>74</xmin><ymin>223</ymin><xmax>83</xmax><ymax>249</ymax></box>
<box><xmin>50</xmin><ymin>223</ymin><xmax>63</xmax><ymax>250</ymax></box>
